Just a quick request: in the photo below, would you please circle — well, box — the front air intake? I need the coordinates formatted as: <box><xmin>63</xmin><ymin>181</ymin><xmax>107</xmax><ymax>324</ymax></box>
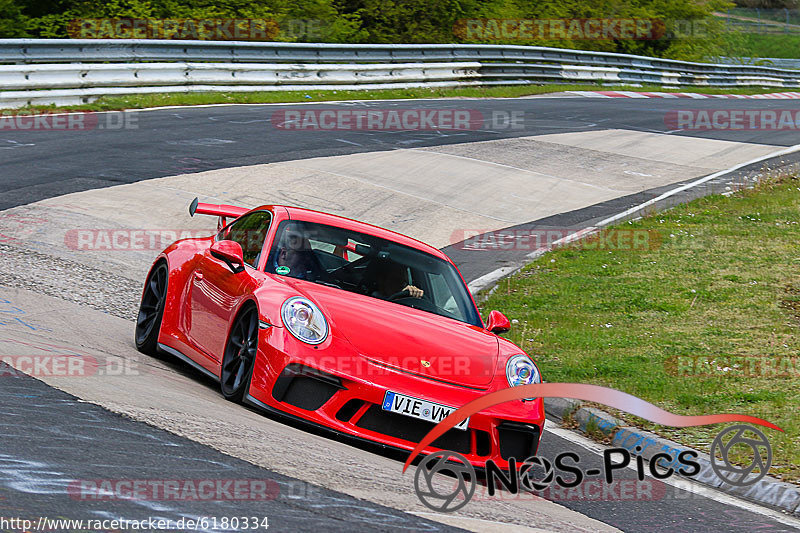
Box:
<box><xmin>272</xmin><ymin>363</ymin><xmax>344</xmax><ymax>411</ymax></box>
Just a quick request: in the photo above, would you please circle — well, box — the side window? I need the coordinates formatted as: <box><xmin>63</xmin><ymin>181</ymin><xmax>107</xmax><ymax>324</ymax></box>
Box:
<box><xmin>427</xmin><ymin>271</ymin><xmax>465</xmax><ymax>321</ymax></box>
<box><xmin>217</xmin><ymin>211</ymin><xmax>272</xmax><ymax>268</ymax></box>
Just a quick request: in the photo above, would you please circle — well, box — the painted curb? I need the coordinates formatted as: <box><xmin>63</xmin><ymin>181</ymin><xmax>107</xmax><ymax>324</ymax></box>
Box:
<box><xmin>567</xmin><ymin>90</ymin><xmax>800</xmax><ymax>99</ymax></box>
<box><xmin>543</xmin><ymin>398</ymin><xmax>800</xmax><ymax>515</ymax></box>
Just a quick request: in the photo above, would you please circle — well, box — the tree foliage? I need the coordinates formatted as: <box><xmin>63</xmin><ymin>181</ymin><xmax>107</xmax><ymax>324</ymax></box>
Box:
<box><xmin>2</xmin><ymin>0</ymin><xmax>738</xmax><ymax>60</ymax></box>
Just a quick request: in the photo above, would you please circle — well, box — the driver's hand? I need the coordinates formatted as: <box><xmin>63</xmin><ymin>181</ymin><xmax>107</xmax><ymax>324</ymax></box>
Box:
<box><xmin>404</xmin><ymin>285</ymin><xmax>424</xmax><ymax>298</ymax></box>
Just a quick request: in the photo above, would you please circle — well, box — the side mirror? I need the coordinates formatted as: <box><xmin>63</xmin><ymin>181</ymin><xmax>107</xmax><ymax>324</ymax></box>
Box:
<box><xmin>210</xmin><ymin>240</ymin><xmax>245</xmax><ymax>273</ymax></box>
<box><xmin>486</xmin><ymin>310</ymin><xmax>511</xmax><ymax>334</ymax></box>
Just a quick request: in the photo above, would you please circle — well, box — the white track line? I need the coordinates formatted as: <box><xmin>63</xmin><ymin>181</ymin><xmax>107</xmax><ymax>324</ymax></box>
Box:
<box><xmin>595</xmin><ymin>142</ymin><xmax>800</xmax><ymax>228</ymax></box>
<box><xmin>468</xmin><ymin>142</ymin><xmax>800</xmax><ymax>295</ymax></box>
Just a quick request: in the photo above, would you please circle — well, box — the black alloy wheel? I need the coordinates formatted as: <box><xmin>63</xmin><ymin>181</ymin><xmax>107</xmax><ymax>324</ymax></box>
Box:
<box><xmin>220</xmin><ymin>305</ymin><xmax>259</xmax><ymax>402</ymax></box>
<box><xmin>135</xmin><ymin>262</ymin><xmax>168</xmax><ymax>355</ymax></box>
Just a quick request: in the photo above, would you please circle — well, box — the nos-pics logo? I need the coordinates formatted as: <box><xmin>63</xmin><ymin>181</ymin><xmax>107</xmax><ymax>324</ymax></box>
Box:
<box><xmin>413</xmin><ymin>424</ymin><xmax>773</xmax><ymax>512</ymax></box>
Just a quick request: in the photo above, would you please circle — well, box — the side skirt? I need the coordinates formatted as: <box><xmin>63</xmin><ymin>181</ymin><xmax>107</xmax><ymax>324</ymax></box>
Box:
<box><xmin>157</xmin><ymin>342</ymin><xmax>220</xmax><ymax>382</ymax></box>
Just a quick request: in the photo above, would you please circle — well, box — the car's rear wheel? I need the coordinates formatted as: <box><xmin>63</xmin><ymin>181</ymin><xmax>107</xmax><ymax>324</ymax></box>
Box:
<box><xmin>135</xmin><ymin>262</ymin><xmax>168</xmax><ymax>355</ymax></box>
<box><xmin>220</xmin><ymin>305</ymin><xmax>258</xmax><ymax>402</ymax></box>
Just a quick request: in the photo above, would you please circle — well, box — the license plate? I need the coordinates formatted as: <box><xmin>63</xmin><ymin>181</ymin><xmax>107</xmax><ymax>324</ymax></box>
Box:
<box><xmin>381</xmin><ymin>391</ymin><xmax>469</xmax><ymax>430</ymax></box>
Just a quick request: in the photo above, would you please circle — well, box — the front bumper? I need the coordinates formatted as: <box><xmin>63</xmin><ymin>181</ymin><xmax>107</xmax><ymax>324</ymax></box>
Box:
<box><xmin>248</xmin><ymin>327</ymin><xmax>545</xmax><ymax>470</ymax></box>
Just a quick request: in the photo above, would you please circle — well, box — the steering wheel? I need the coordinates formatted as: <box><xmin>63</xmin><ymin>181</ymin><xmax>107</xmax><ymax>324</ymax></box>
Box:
<box><xmin>388</xmin><ymin>291</ymin><xmax>438</xmax><ymax>313</ymax></box>
<box><xmin>388</xmin><ymin>289</ymin><xmax>411</xmax><ymax>301</ymax></box>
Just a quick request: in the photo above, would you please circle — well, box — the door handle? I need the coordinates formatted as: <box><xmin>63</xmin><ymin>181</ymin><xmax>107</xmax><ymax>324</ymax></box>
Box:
<box><xmin>194</xmin><ymin>271</ymin><xmax>204</xmax><ymax>281</ymax></box>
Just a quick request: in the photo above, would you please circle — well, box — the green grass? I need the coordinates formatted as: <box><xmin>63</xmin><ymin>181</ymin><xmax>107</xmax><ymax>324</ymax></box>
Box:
<box><xmin>723</xmin><ymin>32</ymin><xmax>800</xmax><ymax>60</ymax></box>
<box><xmin>480</xmin><ymin>172</ymin><xmax>800</xmax><ymax>483</ymax></box>
<box><xmin>18</xmin><ymin>83</ymin><xmax>795</xmax><ymax>113</ymax></box>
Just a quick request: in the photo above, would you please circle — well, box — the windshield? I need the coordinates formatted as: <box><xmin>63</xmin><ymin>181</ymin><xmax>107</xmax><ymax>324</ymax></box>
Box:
<box><xmin>265</xmin><ymin>220</ymin><xmax>482</xmax><ymax>327</ymax></box>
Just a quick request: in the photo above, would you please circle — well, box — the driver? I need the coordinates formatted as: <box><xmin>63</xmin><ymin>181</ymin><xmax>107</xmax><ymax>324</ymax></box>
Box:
<box><xmin>275</xmin><ymin>228</ymin><xmax>316</xmax><ymax>280</ymax></box>
<box><xmin>373</xmin><ymin>261</ymin><xmax>423</xmax><ymax>300</ymax></box>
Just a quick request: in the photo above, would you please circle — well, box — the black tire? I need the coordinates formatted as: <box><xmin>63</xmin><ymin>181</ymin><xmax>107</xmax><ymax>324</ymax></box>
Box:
<box><xmin>135</xmin><ymin>262</ymin><xmax>168</xmax><ymax>355</ymax></box>
<box><xmin>220</xmin><ymin>305</ymin><xmax>258</xmax><ymax>402</ymax></box>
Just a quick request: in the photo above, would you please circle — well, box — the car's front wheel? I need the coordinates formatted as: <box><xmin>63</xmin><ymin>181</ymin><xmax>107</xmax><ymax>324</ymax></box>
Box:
<box><xmin>220</xmin><ymin>305</ymin><xmax>258</xmax><ymax>402</ymax></box>
<box><xmin>135</xmin><ymin>261</ymin><xmax>168</xmax><ymax>355</ymax></box>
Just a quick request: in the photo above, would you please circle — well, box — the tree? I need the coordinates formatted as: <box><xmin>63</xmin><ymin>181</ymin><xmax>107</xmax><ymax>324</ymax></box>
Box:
<box><xmin>0</xmin><ymin>0</ymin><xmax>26</xmax><ymax>37</ymax></box>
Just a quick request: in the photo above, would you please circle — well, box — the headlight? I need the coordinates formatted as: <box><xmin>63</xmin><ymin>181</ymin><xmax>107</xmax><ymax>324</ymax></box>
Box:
<box><xmin>281</xmin><ymin>297</ymin><xmax>328</xmax><ymax>345</ymax></box>
<box><xmin>506</xmin><ymin>354</ymin><xmax>541</xmax><ymax>393</ymax></box>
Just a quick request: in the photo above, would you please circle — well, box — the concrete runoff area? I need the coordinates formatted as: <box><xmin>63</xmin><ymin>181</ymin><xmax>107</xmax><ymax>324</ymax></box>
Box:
<box><xmin>0</xmin><ymin>129</ymin><xmax>777</xmax><ymax>283</ymax></box>
<box><xmin>0</xmin><ymin>127</ymin><xmax>796</xmax><ymax>532</ymax></box>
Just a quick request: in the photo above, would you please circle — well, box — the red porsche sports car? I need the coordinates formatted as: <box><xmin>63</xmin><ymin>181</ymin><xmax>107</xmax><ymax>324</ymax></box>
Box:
<box><xmin>135</xmin><ymin>199</ymin><xmax>544</xmax><ymax>469</ymax></box>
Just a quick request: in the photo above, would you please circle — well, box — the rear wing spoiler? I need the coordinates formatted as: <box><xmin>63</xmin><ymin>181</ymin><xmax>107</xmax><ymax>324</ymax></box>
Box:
<box><xmin>189</xmin><ymin>197</ymin><xmax>249</xmax><ymax>231</ymax></box>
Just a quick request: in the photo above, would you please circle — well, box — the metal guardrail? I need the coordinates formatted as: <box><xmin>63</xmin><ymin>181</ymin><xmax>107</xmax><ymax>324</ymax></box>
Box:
<box><xmin>0</xmin><ymin>61</ymin><xmax>484</xmax><ymax>108</ymax></box>
<box><xmin>1</xmin><ymin>39</ymin><xmax>799</xmax><ymax>108</ymax></box>
<box><xmin>760</xmin><ymin>58</ymin><xmax>800</xmax><ymax>70</ymax></box>
<box><xmin>714</xmin><ymin>57</ymin><xmax>800</xmax><ymax>70</ymax></box>
<box><xmin>0</xmin><ymin>62</ymin><xmax>482</xmax><ymax>90</ymax></box>
<box><xmin>4</xmin><ymin>39</ymin><xmax>800</xmax><ymax>76</ymax></box>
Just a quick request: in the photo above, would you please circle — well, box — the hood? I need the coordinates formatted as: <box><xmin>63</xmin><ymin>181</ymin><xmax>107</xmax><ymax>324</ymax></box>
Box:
<box><xmin>289</xmin><ymin>280</ymin><xmax>498</xmax><ymax>389</ymax></box>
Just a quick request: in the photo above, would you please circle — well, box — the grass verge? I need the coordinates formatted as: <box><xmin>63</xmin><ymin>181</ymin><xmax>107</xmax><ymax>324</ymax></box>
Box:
<box><xmin>481</xmin><ymin>171</ymin><xmax>800</xmax><ymax>483</ymax></box>
<box><xmin>15</xmin><ymin>83</ymin><xmax>795</xmax><ymax>113</ymax></box>
<box><xmin>723</xmin><ymin>33</ymin><xmax>800</xmax><ymax>60</ymax></box>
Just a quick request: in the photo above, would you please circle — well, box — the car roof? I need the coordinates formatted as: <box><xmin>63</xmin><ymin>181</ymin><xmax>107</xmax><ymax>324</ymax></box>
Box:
<box><xmin>259</xmin><ymin>205</ymin><xmax>450</xmax><ymax>262</ymax></box>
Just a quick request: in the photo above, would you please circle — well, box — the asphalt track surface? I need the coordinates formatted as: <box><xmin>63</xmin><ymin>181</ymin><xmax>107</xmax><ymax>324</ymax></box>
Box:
<box><xmin>2</xmin><ymin>97</ymin><xmax>800</xmax><ymax>210</ymax></box>
<box><xmin>1</xmin><ymin>96</ymin><xmax>799</xmax><ymax>532</ymax></box>
<box><xmin>0</xmin><ymin>366</ymin><xmax>461</xmax><ymax>533</ymax></box>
